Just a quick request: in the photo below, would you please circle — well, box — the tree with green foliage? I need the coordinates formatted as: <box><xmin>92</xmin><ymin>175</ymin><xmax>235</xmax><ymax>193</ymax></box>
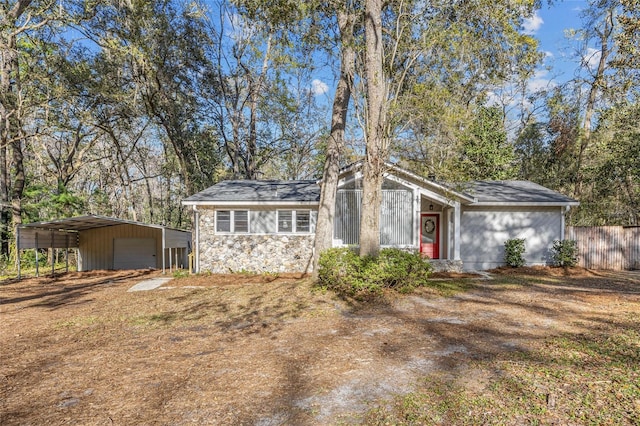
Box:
<box><xmin>358</xmin><ymin>0</ymin><xmax>543</xmax><ymax>255</ymax></box>
<box><xmin>0</xmin><ymin>0</ymin><xmax>104</xmax><ymax>256</ymax></box>
<box><xmin>455</xmin><ymin>106</ymin><xmax>517</xmax><ymax>181</ymax></box>
<box><xmin>86</xmin><ymin>0</ymin><xmax>223</xmax><ymax>194</ymax></box>
<box><xmin>213</xmin><ymin>0</ymin><xmax>326</xmax><ymax>180</ymax></box>
<box><xmin>395</xmin><ymin>0</ymin><xmax>543</xmax><ymax>182</ymax></box>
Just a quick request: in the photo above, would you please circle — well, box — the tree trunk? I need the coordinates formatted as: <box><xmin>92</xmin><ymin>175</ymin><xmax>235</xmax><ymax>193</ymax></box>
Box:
<box><xmin>11</xmin><ymin>134</ymin><xmax>25</xmax><ymax>232</ymax></box>
<box><xmin>359</xmin><ymin>0</ymin><xmax>387</xmax><ymax>257</ymax></box>
<box><xmin>575</xmin><ymin>8</ymin><xmax>613</xmax><ymax>198</ymax></box>
<box><xmin>1</xmin><ymin>1</ymin><xmax>32</xmax><ymax>258</ymax></box>
<box><xmin>0</xmin><ymin>145</ymin><xmax>9</xmax><ymax>256</ymax></box>
<box><xmin>311</xmin><ymin>9</ymin><xmax>355</xmax><ymax>277</ymax></box>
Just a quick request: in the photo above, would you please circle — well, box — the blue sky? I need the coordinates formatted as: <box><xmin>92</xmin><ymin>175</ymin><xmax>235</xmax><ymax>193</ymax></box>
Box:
<box><xmin>204</xmin><ymin>1</ymin><xmax>594</xmax><ymax>101</ymax></box>
<box><xmin>526</xmin><ymin>0</ymin><xmax>590</xmax><ymax>85</ymax></box>
<box><xmin>306</xmin><ymin>2</ymin><xmax>596</xmax><ymax>102</ymax></box>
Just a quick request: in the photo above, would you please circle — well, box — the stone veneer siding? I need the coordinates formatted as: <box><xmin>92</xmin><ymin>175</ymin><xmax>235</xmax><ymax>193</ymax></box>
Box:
<box><xmin>198</xmin><ymin>209</ymin><xmax>314</xmax><ymax>273</ymax></box>
<box><xmin>197</xmin><ymin>209</ymin><xmax>463</xmax><ymax>273</ymax></box>
<box><xmin>429</xmin><ymin>259</ymin><xmax>463</xmax><ymax>273</ymax></box>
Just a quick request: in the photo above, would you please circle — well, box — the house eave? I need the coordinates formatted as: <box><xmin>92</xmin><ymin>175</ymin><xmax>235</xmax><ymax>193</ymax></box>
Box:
<box><xmin>182</xmin><ymin>200</ymin><xmax>320</xmax><ymax>207</ymax></box>
<box><xmin>336</xmin><ymin>160</ymin><xmax>478</xmax><ymax>204</ymax></box>
<box><xmin>470</xmin><ymin>201</ymin><xmax>580</xmax><ymax>207</ymax></box>
<box><xmin>385</xmin><ymin>165</ymin><xmax>477</xmax><ymax>203</ymax></box>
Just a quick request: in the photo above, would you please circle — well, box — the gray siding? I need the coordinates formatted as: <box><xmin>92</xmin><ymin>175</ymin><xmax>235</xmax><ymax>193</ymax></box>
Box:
<box><xmin>460</xmin><ymin>206</ymin><xmax>563</xmax><ymax>270</ymax></box>
<box><xmin>334</xmin><ymin>189</ymin><xmax>413</xmax><ymax>246</ymax></box>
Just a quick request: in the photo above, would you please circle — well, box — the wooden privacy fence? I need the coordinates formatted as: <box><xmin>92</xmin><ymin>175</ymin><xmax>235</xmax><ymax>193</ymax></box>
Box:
<box><xmin>567</xmin><ymin>226</ymin><xmax>640</xmax><ymax>270</ymax></box>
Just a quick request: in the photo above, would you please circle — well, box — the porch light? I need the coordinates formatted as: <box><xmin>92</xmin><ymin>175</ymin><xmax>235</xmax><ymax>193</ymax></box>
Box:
<box><xmin>429</xmin><ymin>204</ymin><xmax>434</xmax><ymax>211</ymax></box>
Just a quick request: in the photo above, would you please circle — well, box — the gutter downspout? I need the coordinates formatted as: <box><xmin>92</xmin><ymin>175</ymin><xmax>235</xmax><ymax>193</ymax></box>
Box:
<box><xmin>453</xmin><ymin>201</ymin><xmax>461</xmax><ymax>261</ymax></box>
<box><xmin>561</xmin><ymin>205</ymin><xmax>571</xmax><ymax>240</ymax></box>
<box><xmin>193</xmin><ymin>205</ymin><xmax>200</xmax><ymax>274</ymax></box>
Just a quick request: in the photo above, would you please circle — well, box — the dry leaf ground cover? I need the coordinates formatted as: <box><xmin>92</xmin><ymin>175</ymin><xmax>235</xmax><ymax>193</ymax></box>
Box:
<box><xmin>1</xmin><ymin>267</ymin><xmax>639</xmax><ymax>425</ymax></box>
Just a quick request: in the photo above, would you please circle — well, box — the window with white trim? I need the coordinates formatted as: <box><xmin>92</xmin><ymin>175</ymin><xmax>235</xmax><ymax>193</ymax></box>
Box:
<box><xmin>296</xmin><ymin>210</ymin><xmax>310</xmax><ymax>232</ymax></box>
<box><xmin>234</xmin><ymin>210</ymin><xmax>249</xmax><ymax>233</ymax></box>
<box><xmin>216</xmin><ymin>210</ymin><xmax>249</xmax><ymax>233</ymax></box>
<box><xmin>277</xmin><ymin>210</ymin><xmax>312</xmax><ymax>233</ymax></box>
<box><xmin>277</xmin><ymin>210</ymin><xmax>293</xmax><ymax>232</ymax></box>
<box><xmin>216</xmin><ymin>210</ymin><xmax>231</xmax><ymax>232</ymax></box>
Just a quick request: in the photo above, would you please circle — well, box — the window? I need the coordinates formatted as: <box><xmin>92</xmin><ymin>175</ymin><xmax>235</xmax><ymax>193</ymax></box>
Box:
<box><xmin>216</xmin><ymin>211</ymin><xmax>231</xmax><ymax>232</ymax></box>
<box><xmin>278</xmin><ymin>211</ymin><xmax>293</xmax><ymax>232</ymax></box>
<box><xmin>216</xmin><ymin>209</ymin><xmax>314</xmax><ymax>234</ymax></box>
<box><xmin>277</xmin><ymin>210</ymin><xmax>312</xmax><ymax>233</ymax></box>
<box><xmin>234</xmin><ymin>210</ymin><xmax>249</xmax><ymax>233</ymax></box>
<box><xmin>216</xmin><ymin>210</ymin><xmax>248</xmax><ymax>233</ymax></box>
<box><xmin>296</xmin><ymin>211</ymin><xmax>310</xmax><ymax>233</ymax></box>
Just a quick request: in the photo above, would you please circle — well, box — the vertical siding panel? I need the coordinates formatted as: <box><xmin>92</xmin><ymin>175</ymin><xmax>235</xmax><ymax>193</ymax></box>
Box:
<box><xmin>79</xmin><ymin>224</ymin><xmax>164</xmax><ymax>271</ymax></box>
<box><xmin>336</xmin><ymin>190</ymin><xmax>412</xmax><ymax>246</ymax></box>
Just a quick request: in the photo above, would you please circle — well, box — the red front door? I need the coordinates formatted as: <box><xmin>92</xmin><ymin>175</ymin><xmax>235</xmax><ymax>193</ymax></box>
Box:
<box><xmin>420</xmin><ymin>214</ymin><xmax>439</xmax><ymax>259</ymax></box>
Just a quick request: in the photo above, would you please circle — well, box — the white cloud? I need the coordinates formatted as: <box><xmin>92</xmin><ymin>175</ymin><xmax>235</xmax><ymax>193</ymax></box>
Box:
<box><xmin>584</xmin><ymin>47</ymin><xmax>601</xmax><ymax>70</ymax></box>
<box><xmin>528</xmin><ymin>69</ymin><xmax>556</xmax><ymax>93</ymax></box>
<box><xmin>311</xmin><ymin>79</ymin><xmax>329</xmax><ymax>96</ymax></box>
<box><xmin>485</xmin><ymin>90</ymin><xmax>502</xmax><ymax>107</ymax></box>
<box><xmin>523</xmin><ymin>12</ymin><xmax>544</xmax><ymax>35</ymax></box>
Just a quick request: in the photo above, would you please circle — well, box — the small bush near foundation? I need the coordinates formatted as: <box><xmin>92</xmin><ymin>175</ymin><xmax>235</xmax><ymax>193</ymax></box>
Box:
<box><xmin>317</xmin><ymin>247</ymin><xmax>432</xmax><ymax>299</ymax></box>
<box><xmin>504</xmin><ymin>238</ymin><xmax>526</xmax><ymax>267</ymax></box>
<box><xmin>552</xmin><ymin>239</ymin><xmax>579</xmax><ymax>267</ymax></box>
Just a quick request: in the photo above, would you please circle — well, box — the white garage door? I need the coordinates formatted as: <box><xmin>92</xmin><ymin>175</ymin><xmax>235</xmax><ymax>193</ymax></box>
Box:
<box><xmin>113</xmin><ymin>238</ymin><xmax>157</xmax><ymax>270</ymax></box>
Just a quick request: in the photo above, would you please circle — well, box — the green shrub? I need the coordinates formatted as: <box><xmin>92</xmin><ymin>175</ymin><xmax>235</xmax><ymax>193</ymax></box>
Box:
<box><xmin>375</xmin><ymin>249</ymin><xmax>433</xmax><ymax>292</ymax></box>
<box><xmin>317</xmin><ymin>247</ymin><xmax>368</xmax><ymax>295</ymax></box>
<box><xmin>172</xmin><ymin>269</ymin><xmax>190</xmax><ymax>278</ymax></box>
<box><xmin>317</xmin><ymin>247</ymin><xmax>432</xmax><ymax>299</ymax></box>
<box><xmin>504</xmin><ymin>238</ymin><xmax>526</xmax><ymax>267</ymax></box>
<box><xmin>551</xmin><ymin>239</ymin><xmax>579</xmax><ymax>267</ymax></box>
<box><xmin>19</xmin><ymin>250</ymin><xmax>48</xmax><ymax>268</ymax></box>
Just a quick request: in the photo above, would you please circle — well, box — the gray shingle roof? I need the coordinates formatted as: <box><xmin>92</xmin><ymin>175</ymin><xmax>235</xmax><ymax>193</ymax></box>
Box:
<box><xmin>183</xmin><ymin>176</ymin><xmax>577</xmax><ymax>206</ymax></box>
<box><xmin>464</xmin><ymin>181</ymin><xmax>578</xmax><ymax>204</ymax></box>
<box><xmin>183</xmin><ymin>180</ymin><xmax>320</xmax><ymax>203</ymax></box>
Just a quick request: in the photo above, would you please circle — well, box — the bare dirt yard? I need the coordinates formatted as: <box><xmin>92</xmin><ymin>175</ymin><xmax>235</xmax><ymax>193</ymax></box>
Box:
<box><xmin>1</xmin><ymin>267</ymin><xmax>639</xmax><ymax>425</ymax></box>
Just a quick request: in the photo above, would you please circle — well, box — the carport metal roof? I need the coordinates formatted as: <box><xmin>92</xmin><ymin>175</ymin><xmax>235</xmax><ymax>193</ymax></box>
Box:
<box><xmin>17</xmin><ymin>215</ymin><xmax>192</xmax><ymax>277</ymax></box>
<box><xmin>20</xmin><ymin>214</ymin><xmax>175</xmax><ymax>232</ymax></box>
<box><xmin>18</xmin><ymin>215</ymin><xmax>191</xmax><ymax>250</ymax></box>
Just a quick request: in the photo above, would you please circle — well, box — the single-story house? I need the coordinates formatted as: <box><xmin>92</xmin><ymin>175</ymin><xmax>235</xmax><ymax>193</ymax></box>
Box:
<box><xmin>182</xmin><ymin>162</ymin><xmax>579</xmax><ymax>272</ymax></box>
<box><xmin>17</xmin><ymin>215</ymin><xmax>192</xmax><ymax>273</ymax></box>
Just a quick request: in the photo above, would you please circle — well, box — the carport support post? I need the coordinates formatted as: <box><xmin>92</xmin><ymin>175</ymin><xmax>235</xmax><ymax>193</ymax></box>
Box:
<box><xmin>35</xmin><ymin>233</ymin><xmax>39</xmax><ymax>277</ymax></box>
<box><xmin>65</xmin><ymin>234</ymin><xmax>69</xmax><ymax>273</ymax></box>
<box><xmin>51</xmin><ymin>231</ymin><xmax>55</xmax><ymax>275</ymax></box>
<box><xmin>16</xmin><ymin>227</ymin><xmax>21</xmax><ymax>280</ymax></box>
<box><xmin>161</xmin><ymin>227</ymin><xmax>166</xmax><ymax>274</ymax></box>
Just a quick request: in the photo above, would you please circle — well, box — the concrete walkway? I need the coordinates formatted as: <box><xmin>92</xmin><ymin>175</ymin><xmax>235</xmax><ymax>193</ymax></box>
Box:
<box><xmin>127</xmin><ymin>277</ymin><xmax>173</xmax><ymax>292</ymax></box>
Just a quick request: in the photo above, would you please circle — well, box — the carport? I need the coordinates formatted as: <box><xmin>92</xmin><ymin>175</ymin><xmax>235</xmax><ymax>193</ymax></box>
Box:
<box><xmin>17</xmin><ymin>215</ymin><xmax>191</xmax><ymax>277</ymax></box>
